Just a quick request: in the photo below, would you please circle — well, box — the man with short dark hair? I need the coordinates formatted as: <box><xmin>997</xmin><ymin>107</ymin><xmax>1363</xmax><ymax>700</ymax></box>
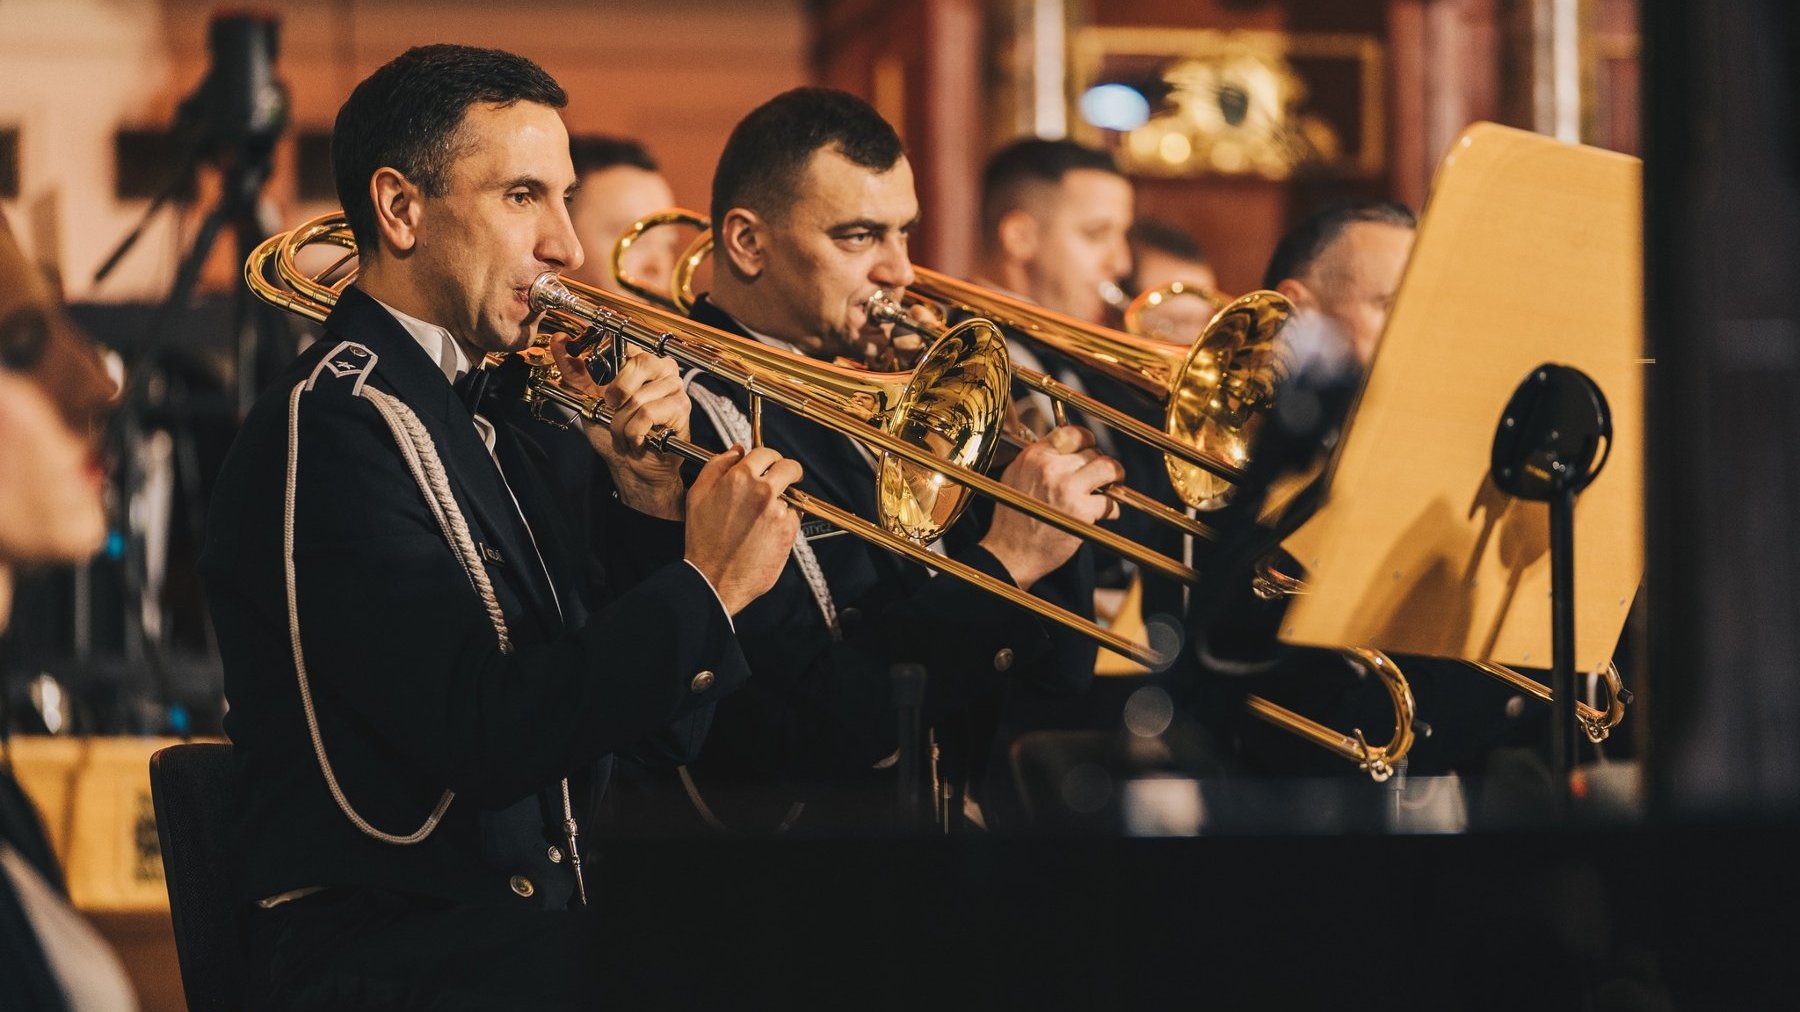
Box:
<box><xmin>566</xmin><ymin>135</ymin><xmax>679</xmax><ymax>296</ymax></box>
<box><xmin>202</xmin><ymin>45</ymin><xmax>801</xmax><ymax>1005</ymax></box>
<box><xmin>977</xmin><ymin>138</ymin><xmax>1134</xmax><ymax>328</ymax></box>
<box><xmin>640</xmin><ymin>87</ymin><xmax>1118</xmax><ymax>831</ymax></box>
<box><xmin>1262</xmin><ymin>199</ymin><xmax>1417</xmax><ymax>365</ymax></box>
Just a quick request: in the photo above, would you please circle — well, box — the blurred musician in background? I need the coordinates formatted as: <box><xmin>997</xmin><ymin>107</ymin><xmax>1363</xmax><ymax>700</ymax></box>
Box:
<box><xmin>1127</xmin><ymin>218</ymin><xmax>1217</xmax><ymax>303</ymax></box>
<box><xmin>523</xmin><ymin>135</ymin><xmax>681</xmax><ymax>541</ymax></box>
<box><xmin>973</xmin><ymin>138</ymin><xmax>1135</xmax><ymax>438</ymax></box>
<box><xmin>200</xmin><ymin>45</ymin><xmax>799</xmax><ymax>1006</ymax></box>
<box><xmin>617</xmin><ymin>87</ymin><xmax>1118</xmax><ymax>832</ymax></box>
<box><xmin>0</xmin><ymin>217</ymin><xmax>138</xmax><ymax>1011</ymax></box>
<box><xmin>975</xmin><ymin>138</ymin><xmax>1135</xmax><ymax>329</ymax></box>
<box><xmin>973</xmin><ymin>140</ymin><xmax>1178</xmax><ymax>688</ymax></box>
<box><xmin>1125</xmin><ymin>217</ymin><xmax>1219</xmax><ymax>344</ymax></box>
<box><xmin>1262</xmin><ymin>199</ymin><xmax>1418</xmax><ymax>367</ymax></box>
<box><xmin>565</xmin><ymin>135</ymin><xmax>679</xmax><ymax>297</ymax></box>
<box><xmin>1187</xmin><ymin>200</ymin><xmax>1541</xmax><ymax>824</ymax></box>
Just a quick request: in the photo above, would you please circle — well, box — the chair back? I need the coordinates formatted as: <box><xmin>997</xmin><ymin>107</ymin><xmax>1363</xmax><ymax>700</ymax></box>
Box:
<box><xmin>149</xmin><ymin>742</ymin><xmax>242</xmax><ymax>1011</ymax></box>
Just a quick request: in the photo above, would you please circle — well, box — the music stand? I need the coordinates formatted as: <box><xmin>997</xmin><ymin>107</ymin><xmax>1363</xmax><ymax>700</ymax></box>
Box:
<box><xmin>1278</xmin><ymin>124</ymin><xmax>1646</xmax><ymax>799</ymax></box>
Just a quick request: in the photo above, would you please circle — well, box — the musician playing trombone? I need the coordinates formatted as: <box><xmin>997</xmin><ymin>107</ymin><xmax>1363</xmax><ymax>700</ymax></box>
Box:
<box><xmin>200</xmin><ymin>45</ymin><xmax>801</xmax><ymax>1007</ymax></box>
<box><xmin>620</xmin><ymin>87</ymin><xmax>1123</xmax><ymax>832</ymax></box>
<box><xmin>971</xmin><ymin>139</ymin><xmax>1184</xmax><ymax>760</ymax></box>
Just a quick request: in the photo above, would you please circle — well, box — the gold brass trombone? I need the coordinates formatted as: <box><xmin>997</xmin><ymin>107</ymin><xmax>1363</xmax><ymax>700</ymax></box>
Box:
<box><xmin>627</xmin><ymin>212</ymin><xmax>1288</xmax><ymax>514</ymax></box>
<box><xmin>1121</xmin><ymin>281</ymin><xmax>1229</xmax><ymax>342</ymax></box>
<box><xmin>615</xmin><ymin>212</ymin><xmax>1212</xmax><ymax>542</ymax></box>
<box><xmin>879</xmin><ymin>270</ymin><xmax>1288</xmax><ymax>514</ymax></box>
<box><xmin>612</xmin><ymin>211</ymin><xmax>1420</xmax><ymax>781</ymax></box>
<box><xmin>738</xmin><ymin>236</ymin><xmax>1622</xmax><ymax>765</ymax></box>
<box><xmin>247</xmin><ymin>212</ymin><xmax>1201</xmax><ymax>668</ymax></box>
<box><xmin>609</xmin><ymin>208</ymin><xmax>708</xmax><ymax>308</ymax></box>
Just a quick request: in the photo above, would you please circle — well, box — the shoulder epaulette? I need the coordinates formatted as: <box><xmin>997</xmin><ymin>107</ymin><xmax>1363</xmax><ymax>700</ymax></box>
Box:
<box><xmin>304</xmin><ymin>340</ymin><xmax>378</xmax><ymax>395</ymax></box>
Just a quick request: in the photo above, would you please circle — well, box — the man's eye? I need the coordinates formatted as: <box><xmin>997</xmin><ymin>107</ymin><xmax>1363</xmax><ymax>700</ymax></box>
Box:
<box><xmin>508</xmin><ymin>191</ymin><xmax>531</xmax><ymax>206</ymax></box>
<box><xmin>838</xmin><ymin>232</ymin><xmax>875</xmax><ymax>248</ymax></box>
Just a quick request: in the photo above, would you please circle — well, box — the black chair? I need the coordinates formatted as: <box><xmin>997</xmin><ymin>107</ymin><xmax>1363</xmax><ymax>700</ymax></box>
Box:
<box><xmin>149</xmin><ymin>742</ymin><xmax>243</xmax><ymax>1011</ymax></box>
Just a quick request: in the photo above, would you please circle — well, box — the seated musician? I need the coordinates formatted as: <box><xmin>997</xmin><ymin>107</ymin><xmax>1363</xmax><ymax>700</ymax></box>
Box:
<box><xmin>973</xmin><ymin>137</ymin><xmax>1135</xmax><ymax>437</ymax></box>
<box><xmin>615</xmin><ymin>87</ymin><xmax>1121</xmax><ymax>832</ymax></box>
<box><xmin>972</xmin><ymin>139</ymin><xmax>1186</xmax><ymax>749</ymax></box>
<box><xmin>971</xmin><ymin>140</ymin><xmax>1171</xmax><ymax>575</ymax></box>
<box><xmin>199</xmin><ymin>45</ymin><xmax>801</xmax><ymax>1006</ymax></box>
<box><xmin>1189</xmin><ymin>201</ymin><xmax>1550</xmax><ymax>815</ymax></box>
<box><xmin>1262</xmin><ymin>198</ymin><xmax>1418</xmax><ymax>367</ymax></box>
<box><xmin>565</xmin><ymin>135</ymin><xmax>679</xmax><ymax>298</ymax></box>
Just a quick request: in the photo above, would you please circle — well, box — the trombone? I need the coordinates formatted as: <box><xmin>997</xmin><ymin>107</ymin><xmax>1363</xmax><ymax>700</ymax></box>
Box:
<box><xmin>247</xmin><ymin>212</ymin><xmax>1192</xmax><ymax>669</ymax></box>
<box><xmin>612</xmin><ymin>211</ymin><xmax>1420</xmax><ymax>781</ymax></box>
<box><xmin>1117</xmin><ymin>280</ymin><xmax>1229</xmax><ymax>341</ymax></box>
<box><xmin>629</xmin><ymin>214</ymin><xmax>1286</xmax><ymax>514</ymax></box>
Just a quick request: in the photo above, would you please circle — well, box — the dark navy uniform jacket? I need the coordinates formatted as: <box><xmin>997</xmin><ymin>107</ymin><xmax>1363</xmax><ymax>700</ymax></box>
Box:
<box><xmin>604</xmin><ymin>297</ymin><xmax>1095</xmax><ymax>830</ymax></box>
<box><xmin>201</xmin><ymin>285</ymin><xmax>749</xmax><ymax>909</ymax></box>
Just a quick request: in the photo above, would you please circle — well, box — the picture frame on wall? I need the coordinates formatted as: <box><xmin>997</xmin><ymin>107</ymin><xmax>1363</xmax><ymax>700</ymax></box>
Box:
<box><xmin>1071</xmin><ymin>27</ymin><xmax>1386</xmax><ymax>181</ymax></box>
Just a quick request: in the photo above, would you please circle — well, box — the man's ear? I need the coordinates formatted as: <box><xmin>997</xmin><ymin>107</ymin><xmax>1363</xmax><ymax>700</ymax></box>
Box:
<box><xmin>1275</xmin><ymin>277</ymin><xmax>1316</xmax><ymax>312</ymax></box>
<box><xmin>369</xmin><ymin>167</ymin><xmax>423</xmax><ymax>255</ymax></box>
<box><xmin>716</xmin><ymin>207</ymin><xmax>765</xmax><ymax>280</ymax></box>
<box><xmin>996</xmin><ymin>209</ymin><xmax>1039</xmax><ymax>263</ymax></box>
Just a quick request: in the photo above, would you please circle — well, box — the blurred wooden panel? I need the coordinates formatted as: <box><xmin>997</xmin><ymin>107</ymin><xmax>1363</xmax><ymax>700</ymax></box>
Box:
<box><xmin>7</xmin><ymin>735</ymin><xmax>203</xmax><ymax>912</ymax></box>
<box><xmin>109</xmin><ymin>0</ymin><xmax>811</xmax><ymax>294</ymax></box>
<box><xmin>92</xmin><ymin>911</ymin><xmax>184</xmax><ymax>1012</ymax></box>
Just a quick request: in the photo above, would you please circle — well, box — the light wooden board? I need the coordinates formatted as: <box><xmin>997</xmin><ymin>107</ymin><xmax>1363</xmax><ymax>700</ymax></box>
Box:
<box><xmin>1281</xmin><ymin>123</ymin><xmax>1644</xmax><ymax>672</ymax></box>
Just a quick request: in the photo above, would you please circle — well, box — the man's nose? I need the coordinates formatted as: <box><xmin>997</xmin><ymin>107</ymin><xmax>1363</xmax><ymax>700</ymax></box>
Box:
<box><xmin>1103</xmin><ymin>236</ymin><xmax>1132</xmax><ymax>281</ymax></box>
<box><xmin>872</xmin><ymin>236</ymin><xmax>915</xmax><ymax>291</ymax></box>
<box><xmin>541</xmin><ymin>204</ymin><xmax>585</xmax><ymax>274</ymax></box>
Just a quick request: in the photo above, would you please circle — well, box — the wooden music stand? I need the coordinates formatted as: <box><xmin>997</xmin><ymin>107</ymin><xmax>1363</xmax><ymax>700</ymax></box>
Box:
<box><xmin>1280</xmin><ymin>123</ymin><xmax>1644</xmax><ymax>674</ymax></box>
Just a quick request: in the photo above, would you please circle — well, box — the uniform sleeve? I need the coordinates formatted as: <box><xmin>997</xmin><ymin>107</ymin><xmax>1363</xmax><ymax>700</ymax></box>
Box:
<box><xmin>679</xmin><ymin>379</ymin><xmax>1087</xmax><ymax>779</ymax></box>
<box><xmin>283</xmin><ymin>382</ymin><xmax>749</xmax><ymax>807</ymax></box>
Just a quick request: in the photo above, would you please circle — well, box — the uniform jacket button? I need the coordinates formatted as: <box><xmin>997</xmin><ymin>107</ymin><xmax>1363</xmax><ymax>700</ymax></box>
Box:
<box><xmin>690</xmin><ymin>669</ymin><xmax>716</xmax><ymax>693</ymax></box>
<box><xmin>547</xmin><ymin>846</ymin><xmax>563</xmax><ymax>864</ymax></box>
<box><xmin>993</xmin><ymin>647</ymin><xmax>1015</xmax><ymax>672</ymax></box>
<box><xmin>509</xmin><ymin>875</ymin><xmax>534</xmax><ymax>898</ymax></box>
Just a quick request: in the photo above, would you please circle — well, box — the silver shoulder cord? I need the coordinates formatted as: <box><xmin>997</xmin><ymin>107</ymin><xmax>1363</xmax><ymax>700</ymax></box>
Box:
<box><xmin>283</xmin><ymin>342</ymin><xmax>587</xmax><ymax>905</ymax></box>
<box><xmin>678</xmin><ymin>372</ymin><xmax>821</xmax><ymax>833</ymax></box>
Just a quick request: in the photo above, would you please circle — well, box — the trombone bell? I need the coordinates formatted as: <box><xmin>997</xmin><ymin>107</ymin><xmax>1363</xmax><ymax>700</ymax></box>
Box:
<box><xmin>1164</xmin><ymin>292</ymin><xmax>1290</xmax><ymax>510</ymax></box>
<box><xmin>879</xmin><ymin>318</ymin><xmax>1010</xmax><ymax>541</ymax></box>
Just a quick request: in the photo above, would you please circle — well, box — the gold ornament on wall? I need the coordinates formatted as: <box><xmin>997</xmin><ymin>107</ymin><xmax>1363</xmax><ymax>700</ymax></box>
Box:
<box><xmin>1074</xmin><ymin>28</ymin><xmax>1385</xmax><ymax>181</ymax></box>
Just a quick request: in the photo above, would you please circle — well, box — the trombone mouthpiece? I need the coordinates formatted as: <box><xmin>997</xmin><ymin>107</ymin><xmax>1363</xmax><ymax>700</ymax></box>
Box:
<box><xmin>528</xmin><ymin>273</ymin><xmax>577</xmax><ymax>313</ymax></box>
<box><xmin>1098</xmin><ymin>280</ymin><xmax>1131</xmax><ymax>312</ymax></box>
<box><xmin>864</xmin><ymin>290</ymin><xmax>905</xmax><ymax>323</ymax></box>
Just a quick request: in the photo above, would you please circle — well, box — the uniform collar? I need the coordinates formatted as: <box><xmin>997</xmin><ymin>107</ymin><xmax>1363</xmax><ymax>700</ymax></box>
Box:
<box><xmin>366</xmin><ymin>295</ymin><xmax>481</xmax><ymax>386</ymax></box>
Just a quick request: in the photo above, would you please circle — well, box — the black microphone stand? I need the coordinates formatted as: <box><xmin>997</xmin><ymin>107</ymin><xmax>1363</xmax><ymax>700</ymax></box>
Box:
<box><xmin>85</xmin><ymin>13</ymin><xmax>290</xmax><ymax>729</ymax></box>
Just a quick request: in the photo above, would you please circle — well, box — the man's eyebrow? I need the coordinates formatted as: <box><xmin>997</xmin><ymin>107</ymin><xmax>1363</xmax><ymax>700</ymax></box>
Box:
<box><xmin>826</xmin><ymin>218</ymin><xmax>893</xmax><ymax>234</ymax></box>
<box><xmin>497</xmin><ymin>175</ymin><xmax>553</xmax><ymax>193</ymax></box>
